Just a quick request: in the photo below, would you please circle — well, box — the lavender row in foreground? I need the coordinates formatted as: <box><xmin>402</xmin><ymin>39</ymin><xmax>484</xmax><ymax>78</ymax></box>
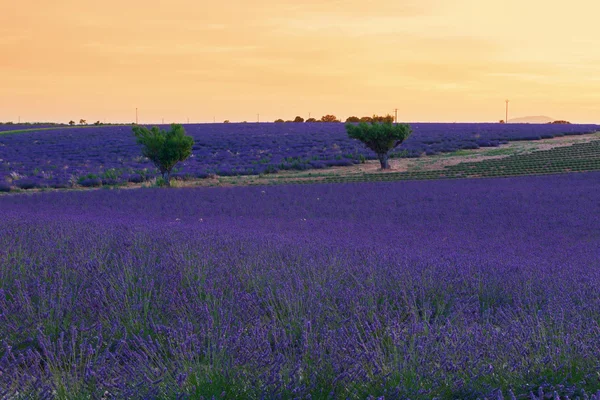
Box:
<box><xmin>1</xmin><ymin>174</ymin><xmax>600</xmax><ymax>397</ymax></box>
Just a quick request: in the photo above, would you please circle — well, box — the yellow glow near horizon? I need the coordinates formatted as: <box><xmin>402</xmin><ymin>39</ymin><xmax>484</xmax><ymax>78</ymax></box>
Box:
<box><xmin>1</xmin><ymin>0</ymin><xmax>599</xmax><ymax>123</ymax></box>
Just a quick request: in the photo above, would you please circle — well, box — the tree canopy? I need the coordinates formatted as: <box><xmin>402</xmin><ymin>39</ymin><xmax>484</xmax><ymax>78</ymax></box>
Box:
<box><xmin>132</xmin><ymin>124</ymin><xmax>194</xmax><ymax>187</ymax></box>
<box><xmin>320</xmin><ymin>115</ymin><xmax>340</xmax><ymax>123</ymax></box>
<box><xmin>346</xmin><ymin>121</ymin><xmax>412</xmax><ymax>169</ymax></box>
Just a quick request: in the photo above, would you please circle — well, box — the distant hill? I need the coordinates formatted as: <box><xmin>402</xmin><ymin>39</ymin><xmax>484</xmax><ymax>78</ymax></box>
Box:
<box><xmin>508</xmin><ymin>116</ymin><xmax>554</xmax><ymax>124</ymax></box>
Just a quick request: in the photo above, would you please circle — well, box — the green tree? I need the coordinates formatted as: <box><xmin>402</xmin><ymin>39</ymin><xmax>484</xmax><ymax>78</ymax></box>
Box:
<box><xmin>132</xmin><ymin>124</ymin><xmax>194</xmax><ymax>187</ymax></box>
<box><xmin>345</xmin><ymin>116</ymin><xmax>360</xmax><ymax>123</ymax></box>
<box><xmin>320</xmin><ymin>114</ymin><xmax>340</xmax><ymax>123</ymax></box>
<box><xmin>346</xmin><ymin>121</ymin><xmax>412</xmax><ymax>169</ymax></box>
<box><xmin>306</xmin><ymin>117</ymin><xmax>317</xmax><ymax>123</ymax></box>
<box><xmin>79</xmin><ymin>119</ymin><xmax>87</xmax><ymax>125</ymax></box>
<box><xmin>372</xmin><ymin>114</ymin><xmax>394</xmax><ymax>123</ymax></box>
<box><xmin>69</xmin><ymin>120</ymin><xmax>75</xmax><ymax>126</ymax></box>
<box><xmin>293</xmin><ymin>116</ymin><xmax>305</xmax><ymax>123</ymax></box>
<box><xmin>274</xmin><ymin>118</ymin><xmax>285</xmax><ymax>123</ymax></box>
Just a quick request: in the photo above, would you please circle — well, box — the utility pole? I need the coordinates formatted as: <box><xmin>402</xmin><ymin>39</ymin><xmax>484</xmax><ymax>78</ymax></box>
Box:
<box><xmin>394</xmin><ymin>108</ymin><xmax>398</xmax><ymax>124</ymax></box>
<box><xmin>135</xmin><ymin>108</ymin><xmax>138</xmax><ymax>124</ymax></box>
<box><xmin>308</xmin><ymin>112</ymin><xmax>311</xmax><ymax>119</ymax></box>
<box><xmin>505</xmin><ymin>100</ymin><xmax>509</xmax><ymax>123</ymax></box>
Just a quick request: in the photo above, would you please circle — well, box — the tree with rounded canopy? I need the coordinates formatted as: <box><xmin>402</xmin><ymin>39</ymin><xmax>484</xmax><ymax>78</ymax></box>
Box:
<box><xmin>293</xmin><ymin>116</ymin><xmax>305</xmax><ymax>123</ymax></box>
<box><xmin>320</xmin><ymin>114</ymin><xmax>340</xmax><ymax>123</ymax></box>
<box><xmin>132</xmin><ymin>124</ymin><xmax>194</xmax><ymax>187</ymax></box>
<box><xmin>274</xmin><ymin>118</ymin><xmax>285</xmax><ymax>123</ymax></box>
<box><xmin>372</xmin><ymin>114</ymin><xmax>394</xmax><ymax>123</ymax></box>
<box><xmin>345</xmin><ymin>116</ymin><xmax>360</xmax><ymax>123</ymax></box>
<box><xmin>306</xmin><ymin>117</ymin><xmax>317</xmax><ymax>122</ymax></box>
<box><xmin>346</xmin><ymin>120</ymin><xmax>412</xmax><ymax>169</ymax></box>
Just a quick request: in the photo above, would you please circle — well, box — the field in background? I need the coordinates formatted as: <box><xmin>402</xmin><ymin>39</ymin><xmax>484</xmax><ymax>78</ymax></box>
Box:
<box><xmin>173</xmin><ymin>132</ymin><xmax>600</xmax><ymax>187</ymax></box>
<box><xmin>1</xmin><ymin>173</ymin><xmax>600</xmax><ymax>398</ymax></box>
<box><xmin>1</xmin><ymin>122</ymin><xmax>599</xmax><ymax>190</ymax></box>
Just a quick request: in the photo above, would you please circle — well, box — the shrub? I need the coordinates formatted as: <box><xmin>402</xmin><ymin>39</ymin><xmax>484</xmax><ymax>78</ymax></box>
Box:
<box><xmin>101</xmin><ymin>178</ymin><xmax>120</xmax><ymax>186</ymax></box>
<box><xmin>127</xmin><ymin>174</ymin><xmax>145</xmax><ymax>184</ymax></box>
<box><xmin>15</xmin><ymin>179</ymin><xmax>39</xmax><ymax>190</ymax></box>
<box><xmin>79</xmin><ymin>178</ymin><xmax>102</xmax><ymax>187</ymax></box>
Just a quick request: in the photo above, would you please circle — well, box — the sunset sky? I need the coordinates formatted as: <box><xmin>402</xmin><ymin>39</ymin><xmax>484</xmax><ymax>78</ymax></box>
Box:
<box><xmin>1</xmin><ymin>0</ymin><xmax>599</xmax><ymax>124</ymax></box>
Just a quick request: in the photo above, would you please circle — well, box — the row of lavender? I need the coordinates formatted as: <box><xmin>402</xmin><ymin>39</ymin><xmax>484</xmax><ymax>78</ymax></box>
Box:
<box><xmin>1</xmin><ymin>122</ymin><xmax>599</xmax><ymax>189</ymax></box>
<box><xmin>1</xmin><ymin>174</ymin><xmax>600</xmax><ymax>397</ymax></box>
<box><xmin>0</xmin><ymin>123</ymin><xmax>64</xmax><ymax>133</ymax></box>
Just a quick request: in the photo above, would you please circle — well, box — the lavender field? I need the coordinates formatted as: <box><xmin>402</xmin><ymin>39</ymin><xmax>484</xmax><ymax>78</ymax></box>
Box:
<box><xmin>1</xmin><ymin>173</ymin><xmax>600</xmax><ymax>398</ymax></box>
<box><xmin>0</xmin><ymin>124</ymin><xmax>64</xmax><ymax>133</ymax></box>
<box><xmin>1</xmin><ymin>123</ymin><xmax>599</xmax><ymax>190</ymax></box>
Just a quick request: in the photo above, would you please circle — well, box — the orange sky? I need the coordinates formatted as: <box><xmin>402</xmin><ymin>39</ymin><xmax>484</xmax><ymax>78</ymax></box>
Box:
<box><xmin>1</xmin><ymin>0</ymin><xmax>599</xmax><ymax>124</ymax></box>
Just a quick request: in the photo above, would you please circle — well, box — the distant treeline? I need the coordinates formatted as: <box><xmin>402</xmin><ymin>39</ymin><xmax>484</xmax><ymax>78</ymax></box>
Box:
<box><xmin>273</xmin><ymin>114</ymin><xmax>396</xmax><ymax>123</ymax></box>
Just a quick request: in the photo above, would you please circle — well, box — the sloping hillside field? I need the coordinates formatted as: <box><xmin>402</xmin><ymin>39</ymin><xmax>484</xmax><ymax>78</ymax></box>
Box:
<box><xmin>1</xmin><ymin>123</ymin><xmax>599</xmax><ymax>190</ymax></box>
<box><xmin>1</xmin><ymin>174</ymin><xmax>599</xmax><ymax>398</ymax></box>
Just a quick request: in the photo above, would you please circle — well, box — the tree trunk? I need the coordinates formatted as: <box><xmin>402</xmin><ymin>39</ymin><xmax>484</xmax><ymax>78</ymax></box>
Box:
<box><xmin>377</xmin><ymin>153</ymin><xmax>390</xmax><ymax>169</ymax></box>
<box><xmin>163</xmin><ymin>171</ymin><xmax>171</xmax><ymax>187</ymax></box>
